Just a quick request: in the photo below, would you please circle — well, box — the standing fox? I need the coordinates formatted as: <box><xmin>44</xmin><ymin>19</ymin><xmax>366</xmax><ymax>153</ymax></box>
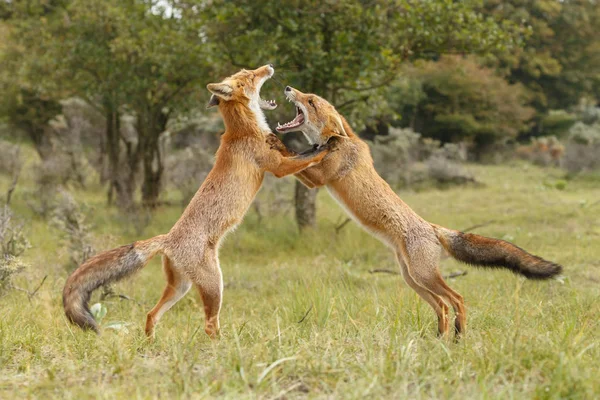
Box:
<box><xmin>273</xmin><ymin>86</ymin><xmax>562</xmax><ymax>337</ymax></box>
<box><xmin>63</xmin><ymin>66</ymin><xmax>331</xmax><ymax>338</ymax></box>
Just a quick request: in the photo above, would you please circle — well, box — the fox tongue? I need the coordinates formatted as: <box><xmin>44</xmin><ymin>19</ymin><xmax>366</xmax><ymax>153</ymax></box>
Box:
<box><xmin>276</xmin><ymin>113</ymin><xmax>304</xmax><ymax>132</ymax></box>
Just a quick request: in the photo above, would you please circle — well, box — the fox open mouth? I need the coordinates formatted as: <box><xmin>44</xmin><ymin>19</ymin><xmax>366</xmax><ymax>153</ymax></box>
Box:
<box><xmin>259</xmin><ymin>98</ymin><xmax>277</xmax><ymax>110</ymax></box>
<box><xmin>276</xmin><ymin>106</ymin><xmax>305</xmax><ymax>133</ymax></box>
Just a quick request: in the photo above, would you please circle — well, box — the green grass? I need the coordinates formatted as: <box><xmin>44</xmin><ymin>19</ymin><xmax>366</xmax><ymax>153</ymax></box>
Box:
<box><xmin>1</xmin><ymin>149</ymin><xmax>599</xmax><ymax>399</ymax></box>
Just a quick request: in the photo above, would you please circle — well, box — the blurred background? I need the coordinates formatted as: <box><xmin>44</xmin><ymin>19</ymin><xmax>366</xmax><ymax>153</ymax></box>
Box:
<box><xmin>1</xmin><ymin>0</ymin><xmax>599</xmax><ymax>285</ymax></box>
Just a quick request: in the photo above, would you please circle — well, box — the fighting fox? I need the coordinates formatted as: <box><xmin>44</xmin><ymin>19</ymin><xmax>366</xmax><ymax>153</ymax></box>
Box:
<box><xmin>63</xmin><ymin>66</ymin><xmax>331</xmax><ymax>338</ymax></box>
<box><xmin>272</xmin><ymin>86</ymin><xmax>562</xmax><ymax>337</ymax></box>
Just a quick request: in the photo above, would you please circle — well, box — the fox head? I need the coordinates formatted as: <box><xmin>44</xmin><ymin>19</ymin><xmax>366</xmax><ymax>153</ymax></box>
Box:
<box><xmin>276</xmin><ymin>86</ymin><xmax>348</xmax><ymax>145</ymax></box>
<box><xmin>207</xmin><ymin>64</ymin><xmax>277</xmax><ymax>132</ymax></box>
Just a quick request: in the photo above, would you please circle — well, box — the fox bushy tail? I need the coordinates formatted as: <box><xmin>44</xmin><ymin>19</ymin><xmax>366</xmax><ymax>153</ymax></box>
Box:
<box><xmin>63</xmin><ymin>235</ymin><xmax>166</xmax><ymax>333</ymax></box>
<box><xmin>433</xmin><ymin>225</ymin><xmax>562</xmax><ymax>279</ymax></box>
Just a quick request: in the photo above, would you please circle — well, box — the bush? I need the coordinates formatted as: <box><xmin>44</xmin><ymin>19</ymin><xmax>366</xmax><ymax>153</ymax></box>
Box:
<box><xmin>51</xmin><ymin>190</ymin><xmax>95</xmax><ymax>272</ymax></box>
<box><xmin>166</xmin><ymin>144</ymin><xmax>214</xmax><ymax>206</ymax></box>
<box><xmin>516</xmin><ymin>136</ymin><xmax>565</xmax><ymax>167</ymax></box>
<box><xmin>25</xmin><ymin>156</ymin><xmax>68</xmax><ymax>218</ymax></box>
<box><xmin>401</xmin><ymin>56</ymin><xmax>535</xmax><ymax>153</ymax></box>
<box><xmin>0</xmin><ymin>206</ymin><xmax>30</xmax><ymax>293</ymax></box>
<box><xmin>0</xmin><ymin>140</ymin><xmax>22</xmax><ymax>176</ymax></box>
<box><xmin>563</xmin><ymin>122</ymin><xmax>600</xmax><ymax>173</ymax></box>
<box><xmin>0</xmin><ymin>140</ymin><xmax>23</xmax><ymax>205</ymax></box>
<box><xmin>369</xmin><ymin>127</ymin><xmax>474</xmax><ymax>188</ymax></box>
<box><xmin>253</xmin><ymin>175</ymin><xmax>294</xmax><ymax>223</ymax></box>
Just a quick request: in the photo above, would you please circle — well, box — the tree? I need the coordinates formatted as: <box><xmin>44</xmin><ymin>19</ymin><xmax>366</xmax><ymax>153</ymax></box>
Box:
<box><xmin>3</xmin><ymin>0</ymin><xmax>213</xmax><ymax>207</ymax></box>
<box><xmin>484</xmin><ymin>0</ymin><xmax>600</xmax><ymax>134</ymax></box>
<box><xmin>201</xmin><ymin>0</ymin><xmax>525</xmax><ymax>230</ymax></box>
<box><xmin>400</xmin><ymin>56</ymin><xmax>535</xmax><ymax>154</ymax></box>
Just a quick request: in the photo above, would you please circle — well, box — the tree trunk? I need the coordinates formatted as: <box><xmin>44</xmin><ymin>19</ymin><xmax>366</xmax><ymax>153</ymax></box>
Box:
<box><xmin>294</xmin><ymin>181</ymin><xmax>317</xmax><ymax>230</ymax></box>
<box><xmin>138</xmin><ymin>108</ymin><xmax>168</xmax><ymax>208</ymax></box>
<box><xmin>104</xmin><ymin>104</ymin><xmax>139</xmax><ymax>210</ymax></box>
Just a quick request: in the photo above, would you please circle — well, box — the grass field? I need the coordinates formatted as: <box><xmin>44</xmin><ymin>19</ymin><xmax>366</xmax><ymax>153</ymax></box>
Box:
<box><xmin>1</xmin><ymin>150</ymin><xmax>599</xmax><ymax>399</ymax></box>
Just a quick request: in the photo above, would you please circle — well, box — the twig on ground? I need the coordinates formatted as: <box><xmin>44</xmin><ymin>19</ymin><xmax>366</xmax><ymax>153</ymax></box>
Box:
<box><xmin>369</xmin><ymin>268</ymin><xmax>400</xmax><ymax>275</ymax></box>
<box><xmin>461</xmin><ymin>220</ymin><xmax>496</xmax><ymax>233</ymax></box>
<box><xmin>445</xmin><ymin>271</ymin><xmax>468</xmax><ymax>279</ymax></box>
<box><xmin>29</xmin><ymin>275</ymin><xmax>48</xmax><ymax>299</ymax></box>
<box><xmin>298</xmin><ymin>305</ymin><xmax>313</xmax><ymax>323</ymax></box>
<box><xmin>368</xmin><ymin>269</ymin><xmax>468</xmax><ymax>280</ymax></box>
<box><xmin>5</xmin><ymin>171</ymin><xmax>20</xmax><ymax>206</ymax></box>
<box><xmin>101</xmin><ymin>292</ymin><xmax>144</xmax><ymax>307</ymax></box>
<box><xmin>335</xmin><ymin>218</ymin><xmax>352</xmax><ymax>234</ymax></box>
<box><xmin>12</xmin><ymin>275</ymin><xmax>48</xmax><ymax>302</ymax></box>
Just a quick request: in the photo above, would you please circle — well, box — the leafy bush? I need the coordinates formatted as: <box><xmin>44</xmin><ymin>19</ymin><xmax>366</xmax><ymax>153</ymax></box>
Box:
<box><xmin>25</xmin><ymin>156</ymin><xmax>67</xmax><ymax>218</ymax></box>
<box><xmin>0</xmin><ymin>140</ymin><xmax>22</xmax><ymax>176</ymax></box>
<box><xmin>401</xmin><ymin>56</ymin><xmax>535</xmax><ymax>153</ymax></box>
<box><xmin>516</xmin><ymin>136</ymin><xmax>564</xmax><ymax>167</ymax></box>
<box><xmin>253</xmin><ymin>175</ymin><xmax>294</xmax><ymax>222</ymax></box>
<box><xmin>166</xmin><ymin>144</ymin><xmax>214</xmax><ymax>206</ymax></box>
<box><xmin>0</xmin><ymin>140</ymin><xmax>23</xmax><ymax>205</ymax></box>
<box><xmin>540</xmin><ymin>110</ymin><xmax>577</xmax><ymax>137</ymax></box>
<box><xmin>51</xmin><ymin>190</ymin><xmax>95</xmax><ymax>272</ymax></box>
<box><xmin>369</xmin><ymin>127</ymin><xmax>474</xmax><ymax>188</ymax></box>
<box><xmin>0</xmin><ymin>206</ymin><xmax>30</xmax><ymax>293</ymax></box>
<box><xmin>563</xmin><ymin>122</ymin><xmax>600</xmax><ymax>173</ymax></box>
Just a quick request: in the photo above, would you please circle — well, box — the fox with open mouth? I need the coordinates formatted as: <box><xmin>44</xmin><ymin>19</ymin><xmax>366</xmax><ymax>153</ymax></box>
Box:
<box><xmin>63</xmin><ymin>66</ymin><xmax>332</xmax><ymax>339</ymax></box>
<box><xmin>273</xmin><ymin>86</ymin><xmax>563</xmax><ymax>338</ymax></box>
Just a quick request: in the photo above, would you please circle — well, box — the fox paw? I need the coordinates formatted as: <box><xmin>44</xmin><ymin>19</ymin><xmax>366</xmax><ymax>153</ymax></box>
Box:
<box><xmin>266</xmin><ymin>134</ymin><xmax>288</xmax><ymax>152</ymax></box>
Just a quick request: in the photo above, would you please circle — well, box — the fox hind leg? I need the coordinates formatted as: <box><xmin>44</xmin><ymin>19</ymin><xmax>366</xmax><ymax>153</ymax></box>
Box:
<box><xmin>400</xmin><ymin>244</ymin><xmax>467</xmax><ymax>338</ymax></box>
<box><xmin>396</xmin><ymin>252</ymin><xmax>450</xmax><ymax>336</ymax></box>
<box><xmin>145</xmin><ymin>255</ymin><xmax>192</xmax><ymax>339</ymax></box>
<box><xmin>189</xmin><ymin>247</ymin><xmax>223</xmax><ymax>339</ymax></box>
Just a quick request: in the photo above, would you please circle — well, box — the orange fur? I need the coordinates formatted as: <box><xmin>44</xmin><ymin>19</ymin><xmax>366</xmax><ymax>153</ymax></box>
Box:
<box><xmin>63</xmin><ymin>66</ymin><xmax>330</xmax><ymax>338</ymax></box>
<box><xmin>275</xmin><ymin>87</ymin><xmax>562</xmax><ymax>338</ymax></box>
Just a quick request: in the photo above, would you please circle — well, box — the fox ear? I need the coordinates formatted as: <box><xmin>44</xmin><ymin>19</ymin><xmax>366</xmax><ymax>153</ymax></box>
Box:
<box><xmin>330</xmin><ymin>115</ymin><xmax>348</xmax><ymax>138</ymax></box>
<box><xmin>206</xmin><ymin>94</ymin><xmax>220</xmax><ymax>109</ymax></box>
<box><xmin>207</xmin><ymin>82</ymin><xmax>233</xmax><ymax>100</ymax></box>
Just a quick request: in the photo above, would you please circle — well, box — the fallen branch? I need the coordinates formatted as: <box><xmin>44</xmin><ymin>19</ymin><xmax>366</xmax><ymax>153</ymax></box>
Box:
<box><xmin>369</xmin><ymin>268</ymin><xmax>400</xmax><ymax>275</ymax></box>
<box><xmin>368</xmin><ymin>269</ymin><xmax>468</xmax><ymax>280</ymax></box>
<box><xmin>12</xmin><ymin>275</ymin><xmax>48</xmax><ymax>302</ymax></box>
<box><xmin>335</xmin><ymin>218</ymin><xmax>351</xmax><ymax>234</ymax></box>
<box><xmin>100</xmin><ymin>286</ymin><xmax>144</xmax><ymax>306</ymax></box>
<box><xmin>445</xmin><ymin>271</ymin><xmax>468</xmax><ymax>279</ymax></box>
<box><xmin>461</xmin><ymin>219</ymin><xmax>496</xmax><ymax>233</ymax></box>
<box><xmin>101</xmin><ymin>293</ymin><xmax>144</xmax><ymax>307</ymax></box>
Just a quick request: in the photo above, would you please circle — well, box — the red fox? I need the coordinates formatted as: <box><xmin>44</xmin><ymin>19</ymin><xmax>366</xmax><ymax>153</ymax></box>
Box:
<box><xmin>273</xmin><ymin>86</ymin><xmax>562</xmax><ymax>337</ymax></box>
<box><xmin>63</xmin><ymin>66</ymin><xmax>331</xmax><ymax>338</ymax></box>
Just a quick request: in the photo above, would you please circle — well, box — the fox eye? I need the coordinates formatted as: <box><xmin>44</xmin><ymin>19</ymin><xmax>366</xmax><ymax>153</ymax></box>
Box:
<box><xmin>308</xmin><ymin>99</ymin><xmax>316</xmax><ymax>108</ymax></box>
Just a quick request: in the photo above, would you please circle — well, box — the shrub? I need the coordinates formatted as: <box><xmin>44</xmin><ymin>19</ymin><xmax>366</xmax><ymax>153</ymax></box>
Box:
<box><xmin>166</xmin><ymin>144</ymin><xmax>214</xmax><ymax>206</ymax></box>
<box><xmin>516</xmin><ymin>136</ymin><xmax>564</xmax><ymax>167</ymax></box>
<box><xmin>253</xmin><ymin>175</ymin><xmax>294</xmax><ymax>223</ymax></box>
<box><xmin>0</xmin><ymin>140</ymin><xmax>23</xmax><ymax>205</ymax></box>
<box><xmin>0</xmin><ymin>206</ymin><xmax>30</xmax><ymax>293</ymax></box>
<box><xmin>563</xmin><ymin>122</ymin><xmax>600</xmax><ymax>173</ymax></box>
<box><xmin>369</xmin><ymin>127</ymin><xmax>474</xmax><ymax>188</ymax></box>
<box><xmin>25</xmin><ymin>156</ymin><xmax>66</xmax><ymax>218</ymax></box>
<box><xmin>50</xmin><ymin>190</ymin><xmax>95</xmax><ymax>272</ymax></box>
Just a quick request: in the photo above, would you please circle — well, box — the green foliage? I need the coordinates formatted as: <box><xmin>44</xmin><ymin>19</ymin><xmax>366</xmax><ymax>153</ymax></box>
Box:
<box><xmin>0</xmin><ymin>206</ymin><xmax>30</xmax><ymax>292</ymax></box>
<box><xmin>484</xmin><ymin>0</ymin><xmax>600</xmax><ymax>112</ymax></box>
<box><xmin>50</xmin><ymin>190</ymin><xmax>95</xmax><ymax>272</ymax></box>
<box><xmin>369</xmin><ymin>127</ymin><xmax>473</xmax><ymax>188</ymax></box>
<box><xmin>540</xmin><ymin>110</ymin><xmax>578</xmax><ymax>138</ymax></box>
<box><xmin>202</xmin><ymin>0</ymin><xmax>525</xmax><ymax>128</ymax></box>
<box><xmin>563</xmin><ymin>121</ymin><xmax>600</xmax><ymax>174</ymax></box>
<box><xmin>401</xmin><ymin>56</ymin><xmax>534</xmax><ymax>150</ymax></box>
